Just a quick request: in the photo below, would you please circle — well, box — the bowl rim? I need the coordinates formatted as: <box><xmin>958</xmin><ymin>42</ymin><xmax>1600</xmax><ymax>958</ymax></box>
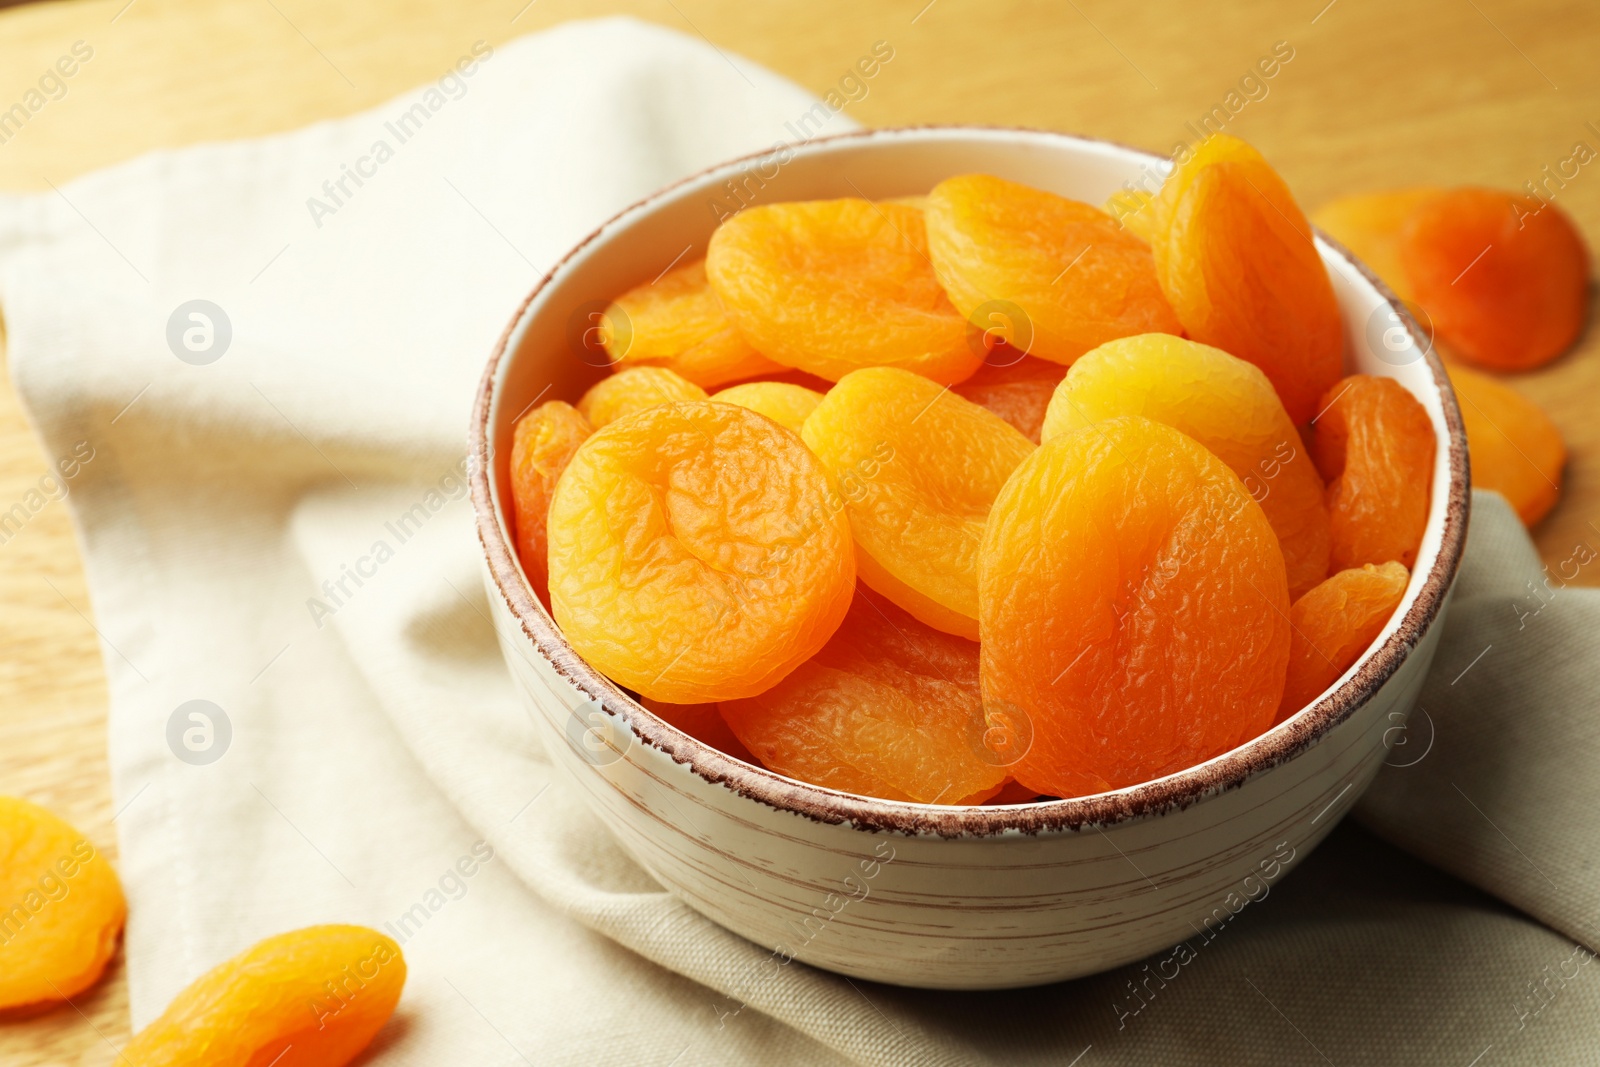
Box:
<box><xmin>469</xmin><ymin>124</ymin><xmax>1470</xmax><ymax>838</ymax></box>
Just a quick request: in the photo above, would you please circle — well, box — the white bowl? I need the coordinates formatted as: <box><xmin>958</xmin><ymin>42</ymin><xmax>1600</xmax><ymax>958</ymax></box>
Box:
<box><xmin>469</xmin><ymin>126</ymin><xmax>1469</xmax><ymax>990</ymax></box>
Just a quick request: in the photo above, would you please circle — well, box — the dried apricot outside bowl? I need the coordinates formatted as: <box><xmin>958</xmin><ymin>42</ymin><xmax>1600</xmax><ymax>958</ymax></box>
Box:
<box><xmin>470</xmin><ymin>127</ymin><xmax>1468</xmax><ymax>990</ymax></box>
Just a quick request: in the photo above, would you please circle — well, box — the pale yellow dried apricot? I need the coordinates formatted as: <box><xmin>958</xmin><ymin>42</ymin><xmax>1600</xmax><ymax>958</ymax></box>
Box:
<box><xmin>710</xmin><ymin>381</ymin><xmax>824</xmax><ymax>434</ymax></box>
<box><xmin>1152</xmin><ymin>135</ymin><xmax>1343</xmax><ymax>423</ymax></box>
<box><xmin>1042</xmin><ymin>333</ymin><xmax>1331</xmax><ymax>598</ymax></box>
<box><xmin>720</xmin><ymin>586</ymin><xmax>1004</xmax><ymax>803</ymax></box>
<box><xmin>705</xmin><ymin>199</ymin><xmax>981</xmax><ymax>384</ymax></box>
<box><xmin>549</xmin><ymin>401</ymin><xmax>854</xmax><ymax>702</ymax></box>
<box><xmin>0</xmin><ymin>797</ymin><xmax>125</xmax><ymax>1010</ymax></box>
<box><xmin>925</xmin><ymin>174</ymin><xmax>1181</xmax><ymax>365</ymax></box>
<box><xmin>1277</xmin><ymin>561</ymin><xmax>1409</xmax><ymax>720</ymax></box>
<box><xmin>802</xmin><ymin>367</ymin><xmax>1034</xmax><ymax>639</ymax></box>
<box><xmin>576</xmin><ymin>366</ymin><xmax>706</xmax><ymax>429</ymax></box>
<box><xmin>509</xmin><ymin>401</ymin><xmax>592</xmax><ymax>610</ymax></box>
<box><xmin>602</xmin><ymin>258</ymin><xmax>785</xmax><ymax>387</ymax></box>
<box><xmin>980</xmin><ymin>416</ymin><xmax>1291</xmax><ymax>797</ymax></box>
<box><xmin>120</xmin><ymin>925</ymin><xmax>404</xmax><ymax>1067</ymax></box>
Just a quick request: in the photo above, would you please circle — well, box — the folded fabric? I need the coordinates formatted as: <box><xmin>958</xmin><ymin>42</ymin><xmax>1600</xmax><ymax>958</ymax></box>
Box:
<box><xmin>2</xmin><ymin>17</ymin><xmax>1595</xmax><ymax>1065</ymax></box>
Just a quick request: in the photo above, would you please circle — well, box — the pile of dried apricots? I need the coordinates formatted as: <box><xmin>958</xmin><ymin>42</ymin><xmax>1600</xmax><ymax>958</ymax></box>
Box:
<box><xmin>513</xmin><ymin>133</ymin><xmax>1590</xmax><ymax>806</ymax></box>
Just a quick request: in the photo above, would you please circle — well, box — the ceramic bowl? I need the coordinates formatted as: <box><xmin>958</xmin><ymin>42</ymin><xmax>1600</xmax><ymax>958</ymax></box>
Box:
<box><xmin>469</xmin><ymin>126</ymin><xmax>1469</xmax><ymax>990</ymax></box>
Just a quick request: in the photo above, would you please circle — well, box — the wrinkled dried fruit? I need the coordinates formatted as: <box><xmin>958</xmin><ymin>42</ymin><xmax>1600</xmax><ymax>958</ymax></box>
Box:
<box><xmin>1042</xmin><ymin>333</ymin><xmax>1331</xmax><ymax>598</ymax></box>
<box><xmin>925</xmin><ymin>174</ymin><xmax>1181</xmax><ymax>365</ymax></box>
<box><xmin>1312</xmin><ymin>375</ymin><xmax>1435</xmax><ymax>571</ymax></box>
<box><xmin>951</xmin><ymin>354</ymin><xmax>1067</xmax><ymax>444</ymax></box>
<box><xmin>120</xmin><ymin>925</ymin><xmax>404</xmax><ymax>1067</ymax></box>
<box><xmin>549</xmin><ymin>401</ymin><xmax>854</xmax><ymax>702</ymax></box>
<box><xmin>1447</xmin><ymin>362</ymin><xmax>1565</xmax><ymax>526</ymax></box>
<box><xmin>803</xmin><ymin>367</ymin><xmax>1034</xmax><ymax>639</ymax></box>
<box><xmin>706</xmin><ymin>199</ymin><xmax>981</xmax><ymax>384</ymax></box>
<box><xmin>642</xmin><ymin>697</ymin><xmax>756</xmax><ymax>763</ymax></box>
<box><xmin>0</xmin><ymin>797</ymin><xmax>125</xmax><ymax>1010</ymax></box>
<box><xmin>710</xmin><ymin>381</ymin><xmax>824</xmax><ymax>434</ymax></box>
<box><xmin>1278</xmin><ymin>561</ymin><xmax>1409</xmax><ymax>720</ymax></box>
<box><xmin>1152</xmin><ymin>135</ymin><xmax>1343</xmax><ymax>423</ymax></box>
<box><xmin>1311</xmin><ymin>188</ymin><xmax>1441</xmax><ymax>300</ymax></box>
<box><xmin>720</xmin><ymin>586</ymin><xmax>1003</xmax><ymax>803</ymax></box>
<box><xmin>576</xmin><ymin>366</ymin><xmax>707</xmax><ymax>429</ymax></box>
<box><xmin>1399</xmin><ymin>188</ymin><xmax>1590</xmax><ymax>371</ymax></box>
<box><xmin>510</xmin><ymin>401</ymin><xmax>592</xmax><ymax>610</ymax></box>
<box><xmin>602</xmin><ymin>258</ymin><xmax>785</xmax><ymax>388</ymax></box>
<box><xmin>980</xmin><ymin>416</ymin><xmax>1291</xmax><ymax>798</ymax></box>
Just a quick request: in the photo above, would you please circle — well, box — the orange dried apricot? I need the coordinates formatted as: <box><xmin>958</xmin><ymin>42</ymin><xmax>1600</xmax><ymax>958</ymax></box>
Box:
<box><xmin>951</xmin><ymin>353</ymin><xmax>1067</xmax><ymax>444</ymax></box>
<box><xmin>705</xmin><ymin>199</ymin><xmax>981</xmax><ymax>384</ymax></box>
<box><xmin>509</xmin><ymin>400</ymin><xmax>592</xmax><ymax>610</ymax></box>
<box><xmin>925</xmin><ymin>174</ymin><xmax>1181</xmax><ymax>365</ymax></box>
<box><xmin>1041</xmin><ymin>334</ymin><xmax>1331</xmax><ymax>598</ymax></box>
<box><xmin>0</xmin><ymin>797</ymin><xmax>125</xmax><ymax>1010</ymax></box>
<box><xmin>1152</xmin><ymin>135</ymin><xmax>1343</xmax><ymax>423</ymax></box>
<box><xmin>1448</xmin><ymin>362</ymin><xmax>1566</xmax><ymax>526</ymax></box>
<box><xmin>548</xmin><ymin>401</ymin><xmax>854</xmax><ymax>702</ymax></box>
<box><xmin>802</xmin><ymin>367</ymin><xmax>1034</xmax><ymax>639</ymax></box>
<box><xmin>120</xmin><ymin>925</ymin><xmax>404</xmax><ymax>1067</ymax></box>
<box><xmin>1311</xmin><ymin>375</ymin><xmax>1435</xmax><ymax>571</ymax></box>
<box><xmin>641</xmin><ymin>697</ymin><xmax>756</xmax><ymax>763</ymax></box>
<box><xmin>710</xmin><ymin>380</ymin><xmax>824</xmax><ymax>434</ymax></box>
<box><xmin>576</xmin><ymin>366</ymin><xmax>706</xmax><ymax>429</ymax></box>
<box><xmin>720</xmin><ymin>586</ymin><xmax>1004</xmax><ymax>803</ymax></box>
<box><xmin>1398</xmin><ymin>188</ymin><xmax>1590</xmax><ymax>371</ymax></box>
<box><xmin>602</xmin><ymin>258</ymin><xmax>785</xmax><ymax>388</ymax></box>
<box><xmin>979</xmin><ymin>416</ymin><xmax>1291</xmax><ymax>797</ymax></box>
<box><xmin>1310</xmin><ymin>188</ymin><xmax>1441</xmax><ymax>299</ymax></box>
<box><xmin>1278</xmin><ymin>561</ymin><xmax>1409</xmax><ymax>720</ymax></box>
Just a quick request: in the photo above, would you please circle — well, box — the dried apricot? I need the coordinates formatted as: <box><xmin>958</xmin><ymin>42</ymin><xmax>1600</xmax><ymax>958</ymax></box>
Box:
<box><xmin>548</xmin><ymin>401</ymin><xmax>854</xmax><ymax>702</ymax></box>
<box><xmin>576</xmin><ymin>366</ymin><xmax>706</xmax><ymax>429</ymax></box>
<box><xmin>720</xmin><ymin>586</ymin><xmax>1004</xmax><ymax>803</ymax></box>
<box><xmin>1448</xmin><ymin>362</ymin><xmax>1566</xmax><ymax>526</ymax></box>
<box><xmin>925</xmin><ymin>174</ymin><xmax>1181</xmax><ymax>365</ymax></box>
<box><xmin>951</xmin><ymin>354</ymin><xmax>1067</xmax><ymax>444</ymax></box>
<box><xmin>802</xmin><ymin>367</ymin><xmax>1034</xmax><ymax>639</ymax></box>
<box><xmin>980</xmin><ymin>416</ymin><xmax>1291</xmax><ymax>797</ymax></box>
<box><xmin>705</xmin><ymin>199</ymin><xmax>981</xmax><ymax>384</ymax></box>
<box><xmin>509</xmin><ymin>401</ymin><xmax>592</xmax><ymax>610</ymax></box>
<box><xmin>710</xmin><ymin>381</ymin><xmax>824</xmax><ymax>434</ymax></box>
<box><xmin>1041</xmin><ymin>333</ymin><xmax>1331</xmax><ymax>598</ymax></box>
<box><xmin>1310</xmin><ymin>188</ymin><xmax>1441</xmax><ymax>299</ymax></box>
<box><xmin>1152</xmin><ymin>135</ymin><xmax>1343</xmax><ymax>423</ymax></box>
<box><xmin>602</xmin><ymin>258</ymin><xmax>785</xmax><ymax>388</ymax></box>
<box><xmin>1311</xmin><ymin>375</ymin><xmax>1435</xmax><ymax>571</ymax></box>
<box><xmin>1398</xmin><ymin>188</ymin><xmax>1590</xmax><ymax>371</ymax></box>
<box><xmin>641</xmin><ymin>697</ymin><xmax>756</xmax><ymax>763</ymax></box>
<box><xmin>120</xmin><ymin>925</ymin><xmax>404</xmax><ymax>1067</ymax></box>
<box><xmin>0</xmin><ymin>797</ymin><xmax>125</xmax><ymax>1010</ymax></box>
<box><xmin>1278</xmin><ymin>561</ymin><xmax>1409</xmax><ymax>719</ymax></box>
<box><xmin>1104</xmin><ymin>187</ymin><xmax>1158</xmax><ymax>243</ymax></box>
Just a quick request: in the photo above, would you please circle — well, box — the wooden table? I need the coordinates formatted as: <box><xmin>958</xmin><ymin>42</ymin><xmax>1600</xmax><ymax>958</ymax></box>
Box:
<box><xmin>1</xmin><ymin>0</ymin><xmax>1595</xmax><ymax>1061</ymax></box>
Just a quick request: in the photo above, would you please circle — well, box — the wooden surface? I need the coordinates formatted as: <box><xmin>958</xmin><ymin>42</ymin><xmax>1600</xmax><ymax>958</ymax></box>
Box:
<box><xmin>0</xmin><ymin>0</ymin><xmax>1596</xmax><ymax>1061</ymax></box>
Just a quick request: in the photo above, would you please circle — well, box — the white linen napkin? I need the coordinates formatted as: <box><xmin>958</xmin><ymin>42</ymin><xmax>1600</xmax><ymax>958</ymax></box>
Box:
<box><xmin>3</xmin><ymin>17</ymin><xmax>1597</xmax><ymax>1065</ymax></box>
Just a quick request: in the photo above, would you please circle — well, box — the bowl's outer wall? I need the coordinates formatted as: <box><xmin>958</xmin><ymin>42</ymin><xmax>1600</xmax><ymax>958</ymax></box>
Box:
<box><xmin>474</xmin><ymin>128</ymin><xmax>1464</xmax><ymax>989</ymax></box>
